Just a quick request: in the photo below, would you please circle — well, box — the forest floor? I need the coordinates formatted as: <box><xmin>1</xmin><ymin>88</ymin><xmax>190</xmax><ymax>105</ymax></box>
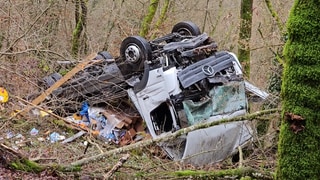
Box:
<box><xmin>0</xmin><ymin>99</ymin><xmax>279</xmax><ymax>179</ymax></box>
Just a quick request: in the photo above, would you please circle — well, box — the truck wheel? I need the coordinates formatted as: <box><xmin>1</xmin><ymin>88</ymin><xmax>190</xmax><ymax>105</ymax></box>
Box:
<box><xmin>94</xmin><ymin>51</ymin><xmax>113</xmax><ymax>60</ymax></box>
<box><xmin>120</xmin><ymin>36</ymin><xmax>152</xmax><ymax>71</ymax></box>
<box><xmin>41</xmin><ymin>72</ymin><xmax>62</xmax><ymax>88</ymax></box>
<box><xmin>171</xmin><ymin>21</ymin><xmax>201</xmax><ymax>36</ymax></box>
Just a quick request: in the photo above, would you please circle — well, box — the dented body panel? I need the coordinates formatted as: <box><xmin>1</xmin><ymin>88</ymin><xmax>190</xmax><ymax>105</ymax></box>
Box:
<box><xmin>128</xmin><ymin>50</ymin><xmax>255</xmax><ymax>165</ymax></box>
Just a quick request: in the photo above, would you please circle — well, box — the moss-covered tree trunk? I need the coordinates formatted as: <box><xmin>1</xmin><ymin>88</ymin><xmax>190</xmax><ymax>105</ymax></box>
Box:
<box><xmin>238</xmin><ymin>0</ymin><xmax>253</xmax><ymax>76</ymax></box>
<box><xmin>276</xmin><ymin>0</ymin><xmax>320</xmax><ymax>179</ymax></box>
<box><xmin>72</xmin><ymin>0</ymin><xmax>88</xmax><ymax>57</ymax></box>
<box><xmin>139</xmin><ymin>0</ymin><xmax>159</xmax><ymax>37</ymax></box>
<box><xmin>151</xmin><ymin>0</ymin><xmax>170</xmax><ymax>39</ymax></box>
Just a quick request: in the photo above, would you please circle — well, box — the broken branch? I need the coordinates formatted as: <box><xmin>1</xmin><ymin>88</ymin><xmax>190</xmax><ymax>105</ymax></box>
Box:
<box><xmin>167</xmin><ymin>167</ymin><xmax>273</xmax><ymax>180</ymax></box>
<box><xmin>104</xmin><ymin>154</ymin><xmax>130</xmax><ymax>179</ymax></box>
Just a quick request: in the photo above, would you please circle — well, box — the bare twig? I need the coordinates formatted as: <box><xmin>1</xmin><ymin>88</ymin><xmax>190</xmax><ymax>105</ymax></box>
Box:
<box><xmin>13</xmin><ymin>53</ymin><xmax>97</xmax><ymax>117</ymax></box>
<box><xmin>104</xmin><ymin>154</ymin><xmax>130</xmax><ymax>179</ymax></box>
<box><xmin>0</xmin><ymin>143</ymin><xmax>25</xmax><ymax>159</ymax></box>
<box><xmin>0</xmin><ymin>49</ymin><xmax>69</xmax><ymax>60</ymax></box>
<box><xmin>0</xmin><ymin>2</ymin><xmax>53</xmax><ymax>58</ymax></box>
<box><xmin>11</xmin><ymin>95</ymin><xmax>84</xmax><ymax>131</ymax></box>
<box><xmin>0</xmin><ymin>66</ymin><xmax>39</xmax><ymax>87</ymax></box>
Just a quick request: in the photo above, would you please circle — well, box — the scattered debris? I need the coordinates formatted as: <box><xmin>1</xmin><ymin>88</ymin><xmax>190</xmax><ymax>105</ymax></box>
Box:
<box><xmin>30</xmin><ymin>128</ymin><xmax>39</xmax><ymax>136</ymax></box>
<box><xmin>0</xmin><ymin>87</ymin><xmax>9</xmax><ymax>103</ymax></box>
<box><xmin>61</xmin><ymin>130</ymin><xmax>86</xmax><ymax>144</ymax></box>
<box><xmin>64</xmin><ymin>103</ymin><xmax>143</xmax><ymax>146</ymax></box>
<box><xmin>49</xmin><ymin>132</ymin><xmax>66</xmax><ymax>143</ymax></box>
<box><xmin>6</xmin><ymin>131</ymin><xmax>14</xmax><ymax>139</ymax></box>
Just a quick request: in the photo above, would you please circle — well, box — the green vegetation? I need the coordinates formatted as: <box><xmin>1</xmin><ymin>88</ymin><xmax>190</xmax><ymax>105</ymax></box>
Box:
<box><xmin>10</xmin><ymin>159</ymin><xmax>81</xmax><ymax>173</ymax></box>
<box><xmin>72</xmin><ymin>0</ymin><xmax>88</xmax><ymax>57</ymax></box>
<box><xmin>151</xmin><ymin>0</ymin><xmax>170</xmax><ymax>39</ymax></box>
<box><xmin>170</xmin><ymin>168</ymin><xmax>258</xmax><ymax>179</ymax></box>
<box><xmin>10</xmin><ymin>159</ymin><xmax>44</xmax><ymax>173</ymax></box>
<box><xmin>139</xmin><ymin>0</ymin><xmax>159</xmax><ymax>37</ymax></box>
<box><xmin>238</xmin><ymin>0</ymin><xmax>253</xmax><ymax>76</ymax></box>
<box><xmin>276</xmin><ymin>0</ymin><xmax>320</xmax><ymax>179</ymax></box>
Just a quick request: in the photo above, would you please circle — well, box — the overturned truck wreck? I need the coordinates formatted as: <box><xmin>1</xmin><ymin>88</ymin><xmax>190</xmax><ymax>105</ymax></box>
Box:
<box><xmin>40</xmin><ymin>21</ymin><xmax>268</xmax><ymax>165</ymax></box>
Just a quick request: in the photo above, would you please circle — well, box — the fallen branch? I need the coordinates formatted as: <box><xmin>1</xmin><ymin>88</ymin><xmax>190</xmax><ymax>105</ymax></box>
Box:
<box><xmin>69</xmin><ymin>108</ymin><xmax>280</xmax><ymax>167</ymax></box>
<box><xmin>104</xmin><ymin>154</ymin><xmax>130</xmax><ymax>179</ymax></box>
<box><xmin>0</xmin><ymin>143</ymin><xmax>25</xmax><ymax>159</ymax></box>
<box><xmin>166</xmin><ymin>167</ymin><xmax>273</xmax><ymax>180</ymax></box>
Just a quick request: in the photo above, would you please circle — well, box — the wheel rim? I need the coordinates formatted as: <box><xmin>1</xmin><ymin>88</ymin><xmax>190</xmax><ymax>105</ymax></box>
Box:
<box><xmin>177</xmin><ymin>28</ymin><xmax>193</xmax><ymax>36</ymax></box>
<box><xmin>125</xmin><ymin>44</ymin><xmax>141</xmax><ymax>63</ymax></box>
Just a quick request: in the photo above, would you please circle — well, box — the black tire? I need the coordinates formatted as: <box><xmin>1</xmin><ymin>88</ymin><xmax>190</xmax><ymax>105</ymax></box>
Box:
<box><xmin>98</xmin><ymin>51</ymin><xmax>113</xmax><ymax>59</ymax></box>
<box><xmin>41</xmin><ymin>72</ymin><xmax>62</xmax><ymax>88</ymax></box>
<box><xmin>120</xmin><ymin>36</ymin><xmax>152</xmax><ymax>70</ymax></box>
<box><xmin>94</xmin><ymin>51</ymin><xmax>113</xmax><ymax>60</ymax></box>
<box><xmin>171</xmin><ymin>21</ymin><xmax>201</xmax><ymax>36</ymax></box>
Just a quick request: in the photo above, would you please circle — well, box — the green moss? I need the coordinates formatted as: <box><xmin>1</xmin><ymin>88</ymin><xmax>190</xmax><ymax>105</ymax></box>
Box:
<box><xmin>139</xmin><ymin>0</ymin><xmax>159</xmax><ymax>37</ymax></box>
<box><xmin>172</xmin><ymin>168</ymin><xmax>255</xmax><ymax>178</ymax></box>
<box><xmin>72</xmin><ymin>18</ymin><xmax>83</xmax><ymax>57</ymax></box>
<box><xmin>240</xmin><ymin>176</ymin><xmax>252</xmax><ymax>180</ymax></box>
<box><xmin>276</xmin><ymin>0</ymin><xmax>320</xmax><ymax>179</ymax></box>
<box><xmin>174</xmin><ymin>170</ymin><xmax>207</xmax><ymax>177</ymax></box>
<box><xmin>10</xmin><ymin>159</ymin><xmax>44</xmax><ymax>173</ymax></box>
<box><xmin>38</xmin><ymin>59</ymin><xmax>50</xmax><ymax>72</ymax></box>
<box><xmin>238</xmin><ymin>0</ymin><xmax>253</xmax><ymax>76</ymax></box>
<box><xmin>53</xmin><ymin>119</ymin><xmax>66</xmax><ymax>127</ymax></box>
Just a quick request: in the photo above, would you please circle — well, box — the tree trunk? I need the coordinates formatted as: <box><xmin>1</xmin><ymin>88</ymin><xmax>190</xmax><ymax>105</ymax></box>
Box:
<box><xmin>151</xmin><ymin>0</ymin><xmax>171</xmax><ymax>39</ymax></box>
<box><xmin>276</xmin><ymin>1</ymin><xmax>320</xmax><ymax>179</ymax></box>
<box><xmin>72</xmin><ymin>0</ymin><xmax>88</xmax><ymax>57</ymax></box>
<box><xmin>139</xmin><ymin>0</ymin><xmax>159</xmax><ymax>37</ymax></box>
<box><xmin>238</xmin><ymin>0</ymin><xmax>253</xmax><ymax>76</ymax></box>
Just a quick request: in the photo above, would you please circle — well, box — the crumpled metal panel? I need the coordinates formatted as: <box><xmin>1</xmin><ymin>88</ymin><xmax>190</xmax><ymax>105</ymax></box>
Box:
<box><xmin>181</xmin><ymin>119</ymin><xmax>252</xmax><ymax>165</ymax></box>
<box><xmin>176</xmin><ymin>81</ymin><xmax>252</xmax><ymax>165</ymax></box>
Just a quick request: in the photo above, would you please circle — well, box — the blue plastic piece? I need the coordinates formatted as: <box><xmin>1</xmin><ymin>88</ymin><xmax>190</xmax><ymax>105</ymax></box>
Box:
<box><xmin>79</xmin><ymin>101</ymin><xmax>90</xmax><ymax>123</ymax></box>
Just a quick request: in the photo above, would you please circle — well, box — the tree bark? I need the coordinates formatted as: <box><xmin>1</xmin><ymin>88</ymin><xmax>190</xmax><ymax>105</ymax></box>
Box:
<box><xmin>139</xmin><ymin>0</ymin><xmax>159</xmax><ymax>37</ymax></box>
<box><xmin>276</xmin><ymin>1</ymin><xmax>320</xmax><ymax>179</ymax></box>
<box><xmin>238</xmin><ymin>0</ymin><xmax>253</xmax><ymax>76</ymax></box>
<box><xmin>151</xmin><ymin>0</ymin><xmax>170</xmax><ymax>39</ymax></box>
<box><xmin>72</xmin><ymin>0</ymin><xmax>88</xmax><ymax>57</ymax></box>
